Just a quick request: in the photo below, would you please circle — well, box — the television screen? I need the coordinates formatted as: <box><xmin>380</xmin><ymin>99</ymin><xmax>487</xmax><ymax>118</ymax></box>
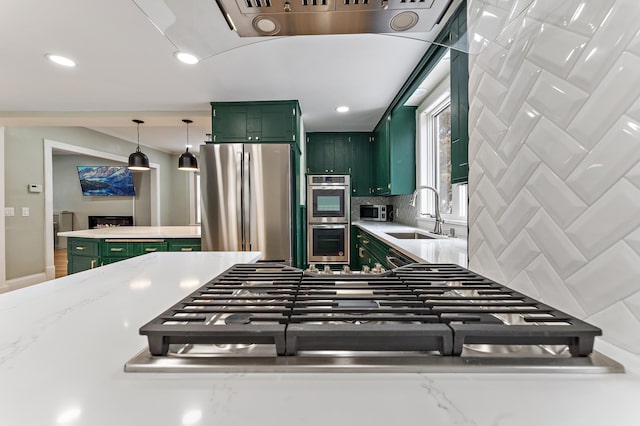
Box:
<box><xmin>77</xmin><ymin>166</ymin><xmax>136</xmax><ymax>196</ymax></box>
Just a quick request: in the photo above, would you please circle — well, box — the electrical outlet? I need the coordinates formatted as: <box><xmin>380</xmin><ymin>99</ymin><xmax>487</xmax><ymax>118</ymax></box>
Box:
<box><xmin>4</xmin><ymin>207</ymin><xmax>14</xmax><ymax>217</ymax></box>
<box><xmin>22</xmin><ymin>207</ymin><xmax>29</xmax><ymax>217</ymax></box>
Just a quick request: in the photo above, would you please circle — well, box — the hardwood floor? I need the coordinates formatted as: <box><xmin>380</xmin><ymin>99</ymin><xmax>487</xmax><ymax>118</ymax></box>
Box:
<box><xmin>55</xmin><ymin>249</ymin><xmax>67</xmax><ymax>278</ymax></box>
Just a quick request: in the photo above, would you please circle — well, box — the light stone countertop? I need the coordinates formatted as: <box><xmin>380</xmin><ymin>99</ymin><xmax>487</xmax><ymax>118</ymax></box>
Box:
<box><xmin>1</xmin><ymin>251</ymin><xmax>639</xmax><ymax>426</ymax></box>
<box><xmin>353</xmin><ymin>221</ymin><xmax>468</xmax><ymax>267</ymax></box>
<box><xmin>58</xmin><ymin>225</ymin><xmax>201</xmax><ymax>239</ymax></box>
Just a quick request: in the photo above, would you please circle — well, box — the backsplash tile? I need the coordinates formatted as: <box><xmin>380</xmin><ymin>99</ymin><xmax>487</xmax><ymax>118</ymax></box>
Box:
<box><xmin>527</xmin><ymin>70</ymin><xmax>589</xmax><ymax>128</ymax></box>
<box><xmin>567</xmin><ymin>52</ymin><xmax>640</xmax><ymax>149</ymax></box>
<box><xmin>468</xmin><ymin>0</ymin><xmax>640</xmax><ymax>354</ymax></box>
<box><xmin>567</xmin><ymin>116</ymin><xmax>640</xmax><ymax>204</ymax></box>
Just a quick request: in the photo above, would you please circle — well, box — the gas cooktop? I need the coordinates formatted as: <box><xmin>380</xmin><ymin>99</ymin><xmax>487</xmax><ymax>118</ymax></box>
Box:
<box><xmin>125</xmin><ymin>263</ymin><xmax>624</xmax><ymax>373</ymax></box>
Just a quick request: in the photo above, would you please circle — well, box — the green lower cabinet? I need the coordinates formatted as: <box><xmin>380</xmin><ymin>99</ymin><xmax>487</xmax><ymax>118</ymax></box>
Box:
<box><xmin>68</xmin><ymin>253</ymin><xmax>100</xmax><ymax>274</ymax></box>
<box><xmin>67</xmin><ymin>238</ymin><xmax>100</xmax><ymax>274</ymax></box>
<box><xmin>351</xmin><ymin>227</ymin><xmax>391</xmax><ymax>271</ymax></box>
<box><xmin>67</xmin><ymin>237</ymin><xmax>200</xmax><ymax>274</ymax></box>
<box><xmin>168</xmin><ymin>239</ymin><xmax>201</xmax><ymax>252</ymax></box>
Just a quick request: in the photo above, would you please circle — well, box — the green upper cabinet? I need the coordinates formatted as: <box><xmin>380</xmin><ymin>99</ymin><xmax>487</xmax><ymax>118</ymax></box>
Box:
<box><xmin>349</xmin><ymin>133</ymin><xmax>372</xmax><ymax>196</ymax></box>
<box><xmin>450</xmin><ymin>5</ymin><xmax>469</xmax><ymax>184</ymax></box>
<box><xmin>372</xmin><ymin>106</ymin><xmax>416</xmax><ymax>196</ymax></box>
<box><xmin>306</xmin><ymin>132</ymin><xmax>371</xmax><ymax>196</ymax></box>
<box><xmin>211</xmin><ymin>101</ymin><xmax>298</xmax><ymax>143</ymax></box>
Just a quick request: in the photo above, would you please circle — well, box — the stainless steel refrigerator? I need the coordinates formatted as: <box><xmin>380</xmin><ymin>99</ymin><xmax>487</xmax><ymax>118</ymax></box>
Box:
<box><xmin>199</xmin><ymin>143</ymin><xmax>293</xmax><ymax>264</ymax></box>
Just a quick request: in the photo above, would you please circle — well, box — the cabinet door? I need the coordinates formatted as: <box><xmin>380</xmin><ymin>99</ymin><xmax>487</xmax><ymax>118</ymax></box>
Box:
<box><xmin>331</xmin><ymin>134</ymin><xmax>352</xmax><ymax>174</ymax></box>
<box><xmin>389</xmin><ymin>106</ymin><xmax>416</xmax><ymax>195</ymax></box>
<box><xmin>372</xmin><ymin>117</ymin><xmax>391</xmax><ymax>195</ymax></box>
<box><xmin>307</xmin><ymin>134</ymin><xmax>327</xmax><ymax>173</ymax></box>
<box><xmin>259</xmin><ymin>103</ymin><xmax>296</xmax><ymax>142</ymax></box>
<box><xmin>350</xmin><ymin>133</ymin><xmax>372</xmax><ymax>196</ymax></box>
<box><xmin>68</xmin><ymin>255</ymin><xmax>100</xmax><ymax>274</ymax></box>
<box><xmin>212</xmin><ymin>104</ymin><xmax>249</xmax><ymax>142</ymax></box>
<box><xmin>450</xmin><ymin>7</ymin><xmax>469</xmax><ymax>184</ymax></box>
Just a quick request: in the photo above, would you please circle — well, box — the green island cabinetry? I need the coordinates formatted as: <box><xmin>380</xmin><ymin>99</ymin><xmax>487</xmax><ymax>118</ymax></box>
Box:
<box><xmin>68</xmin><ymin>237</ymin><xmax>201</xmax><ymax>274</ymax></box>
<box><xmin>306</xmin><ymin>132</ymin><xmax>372</xmax><ymax>196</ymax></box>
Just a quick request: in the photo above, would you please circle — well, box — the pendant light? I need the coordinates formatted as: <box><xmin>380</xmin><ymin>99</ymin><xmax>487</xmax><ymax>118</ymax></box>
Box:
<box><xmin>128</xmin><ymin>119</ymin><xmax>150</xmax><ymax>171</ymax></box>
<box><xmin>178</xmin><ymin>119</ymin><xmax>198</xmax><ymax>171</ymax></box>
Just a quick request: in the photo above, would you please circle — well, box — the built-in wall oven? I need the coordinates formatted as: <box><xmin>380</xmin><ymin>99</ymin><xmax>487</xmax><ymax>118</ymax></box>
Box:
<box><xmin>307</xmin><ymin>224</ymin><xmax>349</xmax><ymax>263</ymax></box>
<box><xmin>307</xmin><ymin>175</ymin><xmax>350</xmax><ymax>264</ymax></box>
<box><xmin>307</xmin><ymin>175</ymin><xmax>350</xmax><ymax>223</ymax></box>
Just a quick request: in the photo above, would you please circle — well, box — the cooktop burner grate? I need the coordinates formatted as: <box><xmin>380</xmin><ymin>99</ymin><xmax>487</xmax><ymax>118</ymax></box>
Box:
<box><xmin>139</xmin><ymin>263</ymin><xmax>602</xmax><ymax>358</ymax></box>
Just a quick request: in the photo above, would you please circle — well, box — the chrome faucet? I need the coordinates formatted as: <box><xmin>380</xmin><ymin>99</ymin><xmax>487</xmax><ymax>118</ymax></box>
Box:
<box><xmin>409</xmin><ymin>186</ymin><xmax>443</xmax><ymax>235</ymax></box>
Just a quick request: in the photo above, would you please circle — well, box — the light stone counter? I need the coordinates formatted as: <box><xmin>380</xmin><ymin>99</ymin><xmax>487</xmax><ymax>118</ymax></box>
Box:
<box><xmin>1</xmin><ymin>251</ymin><xmax>639</xmax><ymax>426</ymax></box>
<box><xmin>353</xmin><ymin>221</ymin><xmax>468</xmax><ymax>267</ymax></box>
<box><xmin>58</xmin><ymin>225</ymin><xmax>201</xmax><ymax>239</ymax></box>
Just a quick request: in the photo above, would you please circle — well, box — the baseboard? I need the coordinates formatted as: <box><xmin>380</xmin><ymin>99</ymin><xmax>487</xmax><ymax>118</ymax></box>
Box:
<box><xmin>3</xmin><ymin>272</ymin><xmax>49</xmax><ymax>293</ymax></box>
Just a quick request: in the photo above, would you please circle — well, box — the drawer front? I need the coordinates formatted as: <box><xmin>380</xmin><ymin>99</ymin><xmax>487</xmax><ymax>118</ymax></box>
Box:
<box><xmin>139</xmin><ymin>242</ymin><xmax>168</xmax><ymax>255</ymax></box>
<box><xmin>168</xmin><ymin>239</ymin><xmax>201</xmax><ymax>252</ymax></box>
<box><xmin>101</xmin><ymin>241</ymin><xmax>131</xmax><ymax>257</ymax></box>
<box><xmin>69</xmin><ymin>239</ymin><xmax>99</xmax><ymax>257</ymax></box>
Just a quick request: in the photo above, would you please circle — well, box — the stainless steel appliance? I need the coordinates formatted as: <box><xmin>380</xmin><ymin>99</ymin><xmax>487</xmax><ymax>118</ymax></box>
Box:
<box><xmin>307</xmin><ymin>175</ymin><xmax>350</xmax><ymax>263</ymax></box>
<box><xmin>360</xmin><ymin>204</ymin><xmax>393</xmax><ymax>221</ymax></box>
<box><xmin>307</xmin><ymin>175</ymin><xmax>350</xmax><ymax>224</ymax></box>
<box><xmin>307</xmin><ymin>224</ymin><xmax>349</xmax><ymax>263</ymax></box>
<box><xmin>127</xmin><ymin>263</ymin><xmax>623</xmax><ymax>374</ymax></box>
<box><xmin>200</xmin><ymin>143</ymin><xmax>293</xmax><ymax>264</ymax></box>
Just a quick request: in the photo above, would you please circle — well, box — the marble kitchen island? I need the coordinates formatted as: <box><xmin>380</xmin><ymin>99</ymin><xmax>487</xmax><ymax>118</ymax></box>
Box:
<box><xmin>0</xmin><ymin>251</ymin><xmax>639</xmax><ymax>426</ymax></box>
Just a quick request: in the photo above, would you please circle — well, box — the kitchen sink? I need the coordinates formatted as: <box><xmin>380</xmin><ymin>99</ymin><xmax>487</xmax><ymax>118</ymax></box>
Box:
<box><xmin>385</xmin><ymin>231</ymin><xmax>436</xmax><ymax>240</ymax></box>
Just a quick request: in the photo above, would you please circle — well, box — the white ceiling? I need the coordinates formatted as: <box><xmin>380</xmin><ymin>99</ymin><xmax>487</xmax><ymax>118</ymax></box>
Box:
<box><xmin>0</xmin><ymin>0</ymin><xmax>460</xmax><ymax>154</ymax></box>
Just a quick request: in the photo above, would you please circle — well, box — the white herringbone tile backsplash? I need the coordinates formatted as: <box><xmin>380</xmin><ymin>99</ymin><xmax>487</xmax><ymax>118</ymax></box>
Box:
<box><xmin>468</xmin><ymin>0</ymin><xmax>640</xmax><ymax>354</ymax></box>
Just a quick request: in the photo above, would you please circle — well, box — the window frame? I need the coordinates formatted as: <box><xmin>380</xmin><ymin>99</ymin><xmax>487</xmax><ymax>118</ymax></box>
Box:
<box><xmin>416</xmin><ymin>77</ymin><xmax>468</xmax><ymax>226</ymax></box>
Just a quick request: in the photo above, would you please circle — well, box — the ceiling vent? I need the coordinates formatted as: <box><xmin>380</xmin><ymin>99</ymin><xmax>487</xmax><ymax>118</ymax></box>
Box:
<box><xmin>216</xmin><ymin>0</ymin><xmax>453</xmax><ymax>36</ymax></box>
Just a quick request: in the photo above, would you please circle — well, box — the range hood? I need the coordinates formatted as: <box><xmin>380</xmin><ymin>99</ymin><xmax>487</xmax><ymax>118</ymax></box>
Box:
<box><xmin>215</xmin><ymin>0</ymin><xmax>455</xmax><ymax>36</ymax></box>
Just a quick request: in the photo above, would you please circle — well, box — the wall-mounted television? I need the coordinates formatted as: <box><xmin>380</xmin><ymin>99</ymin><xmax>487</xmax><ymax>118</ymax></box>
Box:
<box><xmin>77</xmin><ymin>166</ymin><xmax>136</xmax><ymax>196</ymax></box>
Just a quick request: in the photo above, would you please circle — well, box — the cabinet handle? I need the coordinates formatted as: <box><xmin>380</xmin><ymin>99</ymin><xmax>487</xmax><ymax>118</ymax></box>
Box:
<box><xmin>362</xmin><ymin>239</ymin><xmax>369</xmax><ymax>244</ymax></box>
<box><xmin>76</xmin><ymin>246</ymin><xmax>85</xmax><ymax>251</ymax></box>
<box><xmin>90</xmin><ymin>259</ymin><xmax>96</xmax><ymax>269</ymax></box>
<box><xmin>248</xmin><ymin>136</ymin><xmax>253</xmax><ymax>141</ymax></box>
<box><xmin>110</xmin><ymin>248</ymin><xmax>124</xmax><ymax>252</ymax></box>
<box><xmin>213</xmin><ymin>135</ymin><xmax>216</xmax><ymax>142</ymax></box>
<box><xmin>145</xmin><ymin>248</ymin><xmax>157</xmax><ymax>252</ymax></box>
<box><xmin>255</xmin><ymin>136</ymin><xmax>260</xmax><ymax>141</ymax></box>
<box><xmin>353</xmin><ymin>189</ymin><xmax>356</xmax><ymax>193</ymax></box>
<box><xmin>359</xmin><ymin>247</ymin><xmax>365</xmax><ymax>258</ymax></box>
<box><xmin>213</xmin><ymin>109</ymin><xmax>217</xmax><ymax>117</ymax></box>
<box><xmin>181</xmin><ymin>247</ymin><xmax>193</xmax><ymax>252</ymax></box>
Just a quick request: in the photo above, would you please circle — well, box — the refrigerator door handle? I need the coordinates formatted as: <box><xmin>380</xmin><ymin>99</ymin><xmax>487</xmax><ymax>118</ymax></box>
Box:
<box><xmin>236</xmin><ymin>151</ymin><xmax>244</xmax><ymax>251</ymax></box>
<box><xmin>243</xmin><ymin>151</ymin><xmax>252</xmax><ymax>251</ymax></box>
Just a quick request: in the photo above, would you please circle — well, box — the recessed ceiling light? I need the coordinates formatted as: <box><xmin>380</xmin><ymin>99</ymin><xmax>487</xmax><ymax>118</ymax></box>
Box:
<box><xmin>336</xmin><ymin>106</ymin><xmax>349</xmax><ymax>113</ymax></box>
<box><xmin>45</xmin><ymin>54</ymin><xmax>77</xmax><ymax>67</ymax></box>
<box><xmin>174</xmin><ymin>51</ymin><xmax>199</xmax><ymax>65</ymax></box>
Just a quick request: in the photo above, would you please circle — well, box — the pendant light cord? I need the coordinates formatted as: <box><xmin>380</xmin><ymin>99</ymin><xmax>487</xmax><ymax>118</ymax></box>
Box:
<box><xmin>136</xmin><ymin>122</ymin><xmax>141</xmax><ymax>152</ymax></box>
<box><xmin>186</xmin><ymin>121</ymin><xmax>190</xmax><ymax>152</ymax></box>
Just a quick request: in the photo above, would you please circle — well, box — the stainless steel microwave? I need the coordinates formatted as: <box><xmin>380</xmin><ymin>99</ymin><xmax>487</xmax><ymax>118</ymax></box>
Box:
<box><xmin>360</xmin><ymin>204</ymin><xmax>393</xmax><ymax>221</ymax></box>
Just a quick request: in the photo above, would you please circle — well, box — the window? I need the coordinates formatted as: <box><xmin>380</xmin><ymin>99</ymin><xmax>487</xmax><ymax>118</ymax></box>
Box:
<box><xmin>417</xmin><ymin>89</ymin><xmax>467</xmax><ymax>223</ymax></box>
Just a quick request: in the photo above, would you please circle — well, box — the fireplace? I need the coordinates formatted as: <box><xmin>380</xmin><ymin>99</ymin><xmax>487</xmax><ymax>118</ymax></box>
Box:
<box><xmin>88</xmin><ymin>215</ymin><xmax>134</xmax><ymax>229</ymax></box>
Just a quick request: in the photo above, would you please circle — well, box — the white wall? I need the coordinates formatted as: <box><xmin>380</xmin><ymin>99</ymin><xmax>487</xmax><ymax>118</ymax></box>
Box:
<box><xmin>468</xmin><ymin>0</ymin><xmax>640</xmax><ymax>354</ymax></box>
